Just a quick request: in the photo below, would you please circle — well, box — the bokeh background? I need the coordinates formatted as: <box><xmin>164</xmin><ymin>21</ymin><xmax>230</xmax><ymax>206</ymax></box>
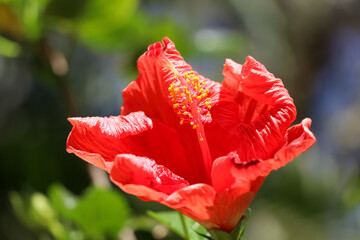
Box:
<box><xmin>1</xmin><ymin>0</ymin><xmax>360</xmax><ymax>239</ymax></box>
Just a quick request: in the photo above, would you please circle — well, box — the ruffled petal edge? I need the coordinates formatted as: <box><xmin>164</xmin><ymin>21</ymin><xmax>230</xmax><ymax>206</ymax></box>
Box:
<box><xmin>66</xmin><ymin>112</ymin><xmax>153</xmax><ymax>171</ymax></box>
<box><xmin>211</xmin><ymin>118</ymin><xmax>316</xmax><ymax>190</ymax></box>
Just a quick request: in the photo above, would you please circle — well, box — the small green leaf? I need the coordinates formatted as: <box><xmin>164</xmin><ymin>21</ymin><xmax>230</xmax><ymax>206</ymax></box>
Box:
<box><xmin>75</xmin><ymin>0</ymin><xmax>139</xmax><ymax>49</ymax></box>
<box><xmin>9</xmin><ymin>191</ymin><xmax>68</xmax><ymax>240</ymax></box>
<box><xmin>29</xmin><ymin>193</ymin><xmax>56</xmax><ymax>225</ymax></box>
<box><xmin>0</xmin><ymin>36</ymin><xmax>21</xmax><ymax>57</ymax></box>
<box><xmin>48</xmin><ymin>184</ymin><xmax>78</xmax><ymax>220</ymax></box>
<box><xmin>9</xmin><ymin>191</ymin><xmax>35</xmax><ymax>228</ymax></box>
<box><xmin>71</xmin><ymin>187</ymin><xmax>130</xmax><ymax>238</ymax></box>
<box><xmin>7</xmin><ymin>0</ymin><xmax>50</xmax><ymax>41</ymax></box>
<box><xmin>147</xmin><ymin>210</ymin><xmax>209</xmax><ymax>240</ymax></box>
<box><xmin>208</xmin><ymin>229</ymin><xmax>232</xmax><ymax>240</ymax></box>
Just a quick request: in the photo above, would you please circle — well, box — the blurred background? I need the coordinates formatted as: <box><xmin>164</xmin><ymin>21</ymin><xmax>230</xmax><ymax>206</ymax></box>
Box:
<box><xmin>1</xmin><ymin>0</ymin><xmax>360</xmax><ymax>239</ymax></box>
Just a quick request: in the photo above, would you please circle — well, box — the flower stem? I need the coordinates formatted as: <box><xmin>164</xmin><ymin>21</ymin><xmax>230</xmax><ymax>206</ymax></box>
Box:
<box><xmin>179</xmin><ymin>212</ymin><xmax>190</xmax><ymax>240</ymax></box>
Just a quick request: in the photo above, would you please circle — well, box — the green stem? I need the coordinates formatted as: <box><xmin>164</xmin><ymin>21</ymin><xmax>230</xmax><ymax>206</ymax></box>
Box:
<box><xmin>179</xmin><ymin>212</ymin><xmax>190</xmax><ymax>240</ymax></box>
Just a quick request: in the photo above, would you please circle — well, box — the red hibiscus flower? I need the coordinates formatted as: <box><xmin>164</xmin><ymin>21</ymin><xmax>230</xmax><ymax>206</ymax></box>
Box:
<box><xmin>66</xmin><ymin>37</ymin><xmax>316</xmax><ymax>232</ymax></box>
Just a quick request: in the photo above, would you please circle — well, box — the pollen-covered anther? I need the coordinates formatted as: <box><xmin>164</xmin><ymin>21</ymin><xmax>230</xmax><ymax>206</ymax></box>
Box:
<box><xmin>167</xmin><ymin>70</ymin><xmax>212</xmax><ymax>128</ymax></box>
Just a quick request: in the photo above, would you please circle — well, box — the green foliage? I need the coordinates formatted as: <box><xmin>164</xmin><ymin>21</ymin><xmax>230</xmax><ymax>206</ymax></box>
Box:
<box><xmin>9</xmin><ymin>191</ymin><xmax>67</xmax><ymax>239</ymax></box>
<box><xmin>1</xmin><ymin>0</ymin><xmax>50</xmax><ymax>41</ymax></box>
<box><xmin>148</xmin><ymin>210</ymin><xmax>251</xmax><ymax>240</ymax></box>
<box><xmin>10</xmin><ymin>185</ymin><xmax>130</xmax><ymax>240</ymax></box>
<box><xmin>74</xmin><ymin>0</ymin><xmax>139</xmax><ymax>50</ymax></box>
<box><xmin>0</xmin><ymin>2</ymin><xmax>23</xmax><ymax>38</ymax></box>
<box><xmin>0</xmin><ymin>0</ymin><xmax>191</xmax><ymax>55</ymax></box>
<box><xmin>48</xmin><ymin>184</ymin><xmax>77</xmax><ymax>221</ymax></box>
<box><xmin>0</xmin><ymin>35</ymin><xmax>20</xmax><ymax>57</ymax></box>
<box><xmin>71</xmin><ymin>187</ymin><xmax>130</xmax><ymax>239</ymax></box>
<box><xmin>148</xmin><ymin>211</ymin><xmax>209</xmax><ymax>240</ymax></box>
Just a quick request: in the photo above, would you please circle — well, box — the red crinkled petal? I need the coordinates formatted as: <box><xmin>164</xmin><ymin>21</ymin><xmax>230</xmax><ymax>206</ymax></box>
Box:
<box><xmin>110</xmin><ymin>155</ymin><xmax>218</xmax><ymax>221</ymax></box>
<box><xmin>121</xmin><ymin>37</ymin><xmax>221</xmax><ymax>183</ymax></box>
<box><xmin>111</xmin><ymin>153</ymin><xmax>263</xmax><ymax>231</ymax></box>
<box><xmin>270</xmin><ymin>118</ymin><xmax>316</xmax><ymax>170</ymax></box>
<box><xmin>208</xmin><ymin>56</ymin><xmax>298</xmax><ymax>163</ymax></box>
<box><xmin>168</xmin><ymin>185</ymin><xmax>257</xmax><ymax>231</ymax></box>
<box><xmin>112</xmin><ymin>164</ymin><xmax>235</xmax><ymax>230</ymax></box>
<box><xmin>206</xmin><ymin>189</ymin><xmax>254</xmax><ymax>231</ymax></box>
<box><xmin>122</xmin><ymin>36</ymin><xmax>220</xmax><ymax>128</ymax></box>
<box><xmin>121</xmin><ymin>37</ymin><xmax>189</xmax><ymax>125</ymax></box>
<box><xmin>66</xmin><ymin>112</ymin><xmax>152</xmax><ymax>171</ymax></box>
<box><xmin>222</xmin><ymin>58</ymin><xmax>242</xmax><ymax>95</ymax></box>
<box><xmin>110</xmin><ymin>154</ymin><xmax>189</xmax><ymax>196</ymax></box>
<box><xmin>211</xmin><ymin>118</ymin><xmax>316</xmax><ymax>190</ymax></box>
<box><xmin>67</xmin><ymin>112</ymin><xmax>192</xmax><ymax>180</ymax></box>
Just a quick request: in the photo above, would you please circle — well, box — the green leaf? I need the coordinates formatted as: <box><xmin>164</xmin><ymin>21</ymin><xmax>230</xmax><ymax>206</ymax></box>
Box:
<box><xmin>48</xmin><ymin>183</ymin><xmax>78</xmax><ymax>220</ymax></box>
<box><xmin>71</xmin><ymin>187</ymin><xmax>130</xmax><ymax>238</ymax></box>
<box><xmin>9</xmin><ymin>191</ymin><xmax>35</xmax><ymax>229</ymax></box>
<box><xmin>29</xmin><ymin>193</ymin><xmax>56</xmax><ymax>225</ymax></box>
<box><xmin>147</xmin><ymin>210</ymin><xmax>209</xmax><ymax>240</ymax></box>
<box><xmin>75</xmin><ymin>0</ymin><xmax>139</xmax><ymax>49</ymax></box>
<box><xmin>0</xmin><ymin>36</ymin><xmax>21</xmax><ymax>57</ymax></box>
<box><xmin>6</xmin><ymin>0</ymin><xmax>50</xmax><ymax>41</ymax></box>
<box><xmin>9</xmin><ymin>191</ymin><xmax>68</xmax><ymax>240</ymax></box>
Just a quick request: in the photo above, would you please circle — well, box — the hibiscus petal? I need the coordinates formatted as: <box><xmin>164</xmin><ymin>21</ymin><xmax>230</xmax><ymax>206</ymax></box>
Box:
<box><xmin>112</xmin><ymin>164</ymin><xmax>221</xmax><ymax>230</ymax></box>
<box><xmin>121</xmin><ymin>37</ymin><xmax>221</xmax><ymax>183</ymax></box>
<box><xmin>210</xmin><ymin>56</ymin><xmax>298</xmax><ymax>162</ymax></box>
<box><xmin>167</xmin><ymin>185</ymin><xmax>255</xmax><ymax>231</ymax></box>
<box><xmin>110</xmin><ymin>154</ymin><xmax>189</xmax><ymax>196</ymax></box>
<box><xmin>122</xmin><ymin>37</ymin><xmax>220</xmax><ymax>125</ymax></box>
<box><xmin>222</xmin><ymin>58</ymin><xmax>242</xmax><ymax>94</ymax></box>
<box><xmin>66</xmin><ymin>112</ymin><xmax>152</xmax><ymax>171</ymax></box>
<box><xmin>121</xmin><ymin>37</ymin><xmax>190</xmax><ymax>125</ymax></box>
<box><xmin>211</xmin><ymin>118</ymin><xmax>316</xmax><ymax>188</ymax></box>
<box><xmin>165</xmin><ymin>183</ymin><xmax>216</xmax><ymax>226</ymax></box>
<box><xmin>207</xmin><ymin>189</ymin><xmax>254</xmax><ymax>231</ymax></box>
<box><xmin>67</xmin><ymin>111</ymin><xmax>192</xmax><ymax>180</ymax></box>
<box><xmin>241</xmin><ymin>118</ymin><xmax>316</xmax><ymax>179</ymax></box>
<box><xmin>272</xmin><ymin>118</ymin><xmax>316</xmax><ymax>169</ymax></box>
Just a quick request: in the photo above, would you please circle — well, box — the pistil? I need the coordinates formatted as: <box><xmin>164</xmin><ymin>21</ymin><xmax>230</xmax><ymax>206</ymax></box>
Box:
<box><xmin>164</xmin><ymin>60</ymin><xmax>213</xmax><ymax>182</ymax></box>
